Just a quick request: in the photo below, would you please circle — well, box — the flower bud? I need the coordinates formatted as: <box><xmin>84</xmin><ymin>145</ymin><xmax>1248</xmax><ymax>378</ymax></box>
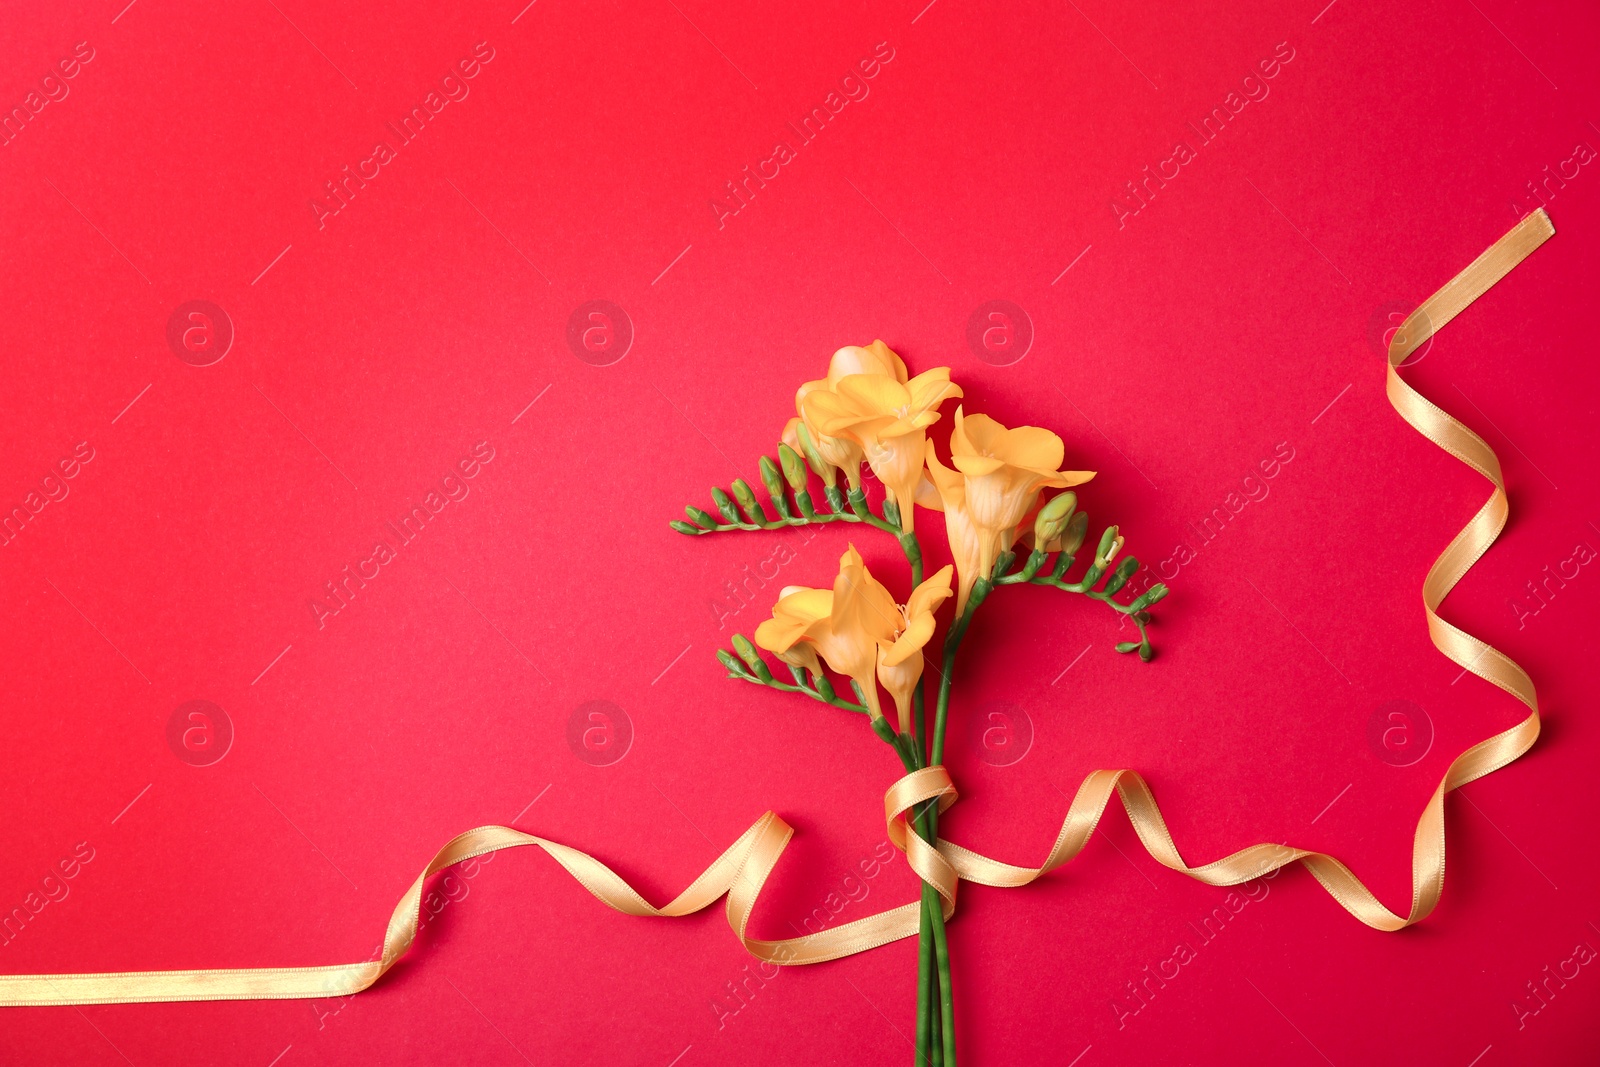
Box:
<box><xmin>759</xmin><ymin>455</ymin><xmax>786</xmax><ymax>500</ymax></box>
<box><xmin>716</xmin><ymin>649</ymin><xmax>748</xmax><ymax>676</ymax></box>
<box><xmin>1059</xmin><ymin>511</ymin><xmax>1090</xmax><ymax>554</ymax></box>
<box><xmin>1130</xmin><ymin>583</ymin><xmax>1169</xmax><ymax>611</ymax></box>
<box><xmin>731</xmin><ymin>634</ymin><xmax>772</xmax><ymax>681</ymax></box>
<box><xmin>795</xmin><ymin>421</ymin><xmax>837</xmax><ymax>484</ymax></box>
<box><xmin>1102</xmin><ymin>556</ymin><xmax>1139</xmax><ymax>595</ymax></box>
<box><xmin>710</xmin><ymin>487</ymin><xmax>739</xmax><ymax>524</ymax></box>
<box><xmin>685</xmin><ymin>505</ymin><xmax>717</xmax><ymax>528</ymax></box>
<box><xmin>758</xmin><ymin>456</ymin><xmax>792</xmax><ymax>518</ymax></box>
<box><xmin>730</xmin><ymin>478</ymin><xmax>768</xmax><ymax>522</ymax></box>
<box><xmin>1095</xmin><ymin>524</ymin><xmax>1121</xmax><ymax>564</ymax></box>
<box><xmin>669</xmin><ymin>520</ymin><xmax>701</xmax><ymax>536</ymax></box>
<box><xmin>778</xmin><ymin>443</ymin><xmax>809</xmax><ymax>492</ymax></box>
<box><xmin>1033</xmin><ymin>491</ymin><xmax>1077</xmax><ymax>546</ymax></box>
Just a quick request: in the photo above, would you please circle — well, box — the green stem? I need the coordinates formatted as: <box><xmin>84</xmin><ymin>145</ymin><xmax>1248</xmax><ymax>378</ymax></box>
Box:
<box><xmin>912</xmin><ymin>579</ymin><xmax>999</xmax><ymax>1067</ymax></box>
<box><xmin>880</xmin><ymin>719</ymin><xmax>949</xmax><ymax>1067</ymax></box>
<box><xmin>934</xmin><ymin>578</ymin><xmax>991</xmax><ymax>764</ymax></box>
<box><xmin>991</xmin><ymin>547</ymin><xmax>1164</xmax><ymax>660</ymax></box>
<box><xmin>900</xmin><ymin>532</ymin><xmax>924</xmax><ymax>587</ymax></box>
<box><xmin>918</xmin><ymin>893</ymin><xmax>935</xmax><ymax>1064</ymax></box>
<box><xmin>728</xmin><ymin>672</ymin><xmax>870</xmax><ymax>714</ymax></box>
<box><xmin>931</xmin><ymin>904</ymin><xmax>956</xmax><ymax>1066</ymax></box>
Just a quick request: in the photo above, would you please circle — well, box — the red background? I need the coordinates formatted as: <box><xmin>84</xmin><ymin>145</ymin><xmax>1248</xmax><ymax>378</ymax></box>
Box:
<box><xmin>1</xmin><ymin>0</ymin><xmax>1597</xmax><ymax>1063</ymax></box>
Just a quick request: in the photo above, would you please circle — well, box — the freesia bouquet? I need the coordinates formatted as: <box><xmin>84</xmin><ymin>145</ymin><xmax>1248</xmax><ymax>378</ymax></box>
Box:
<box><xmin>671</xmin><ymin>341</ymin><xmax>1169</xmax><ymax>1065</ymax></box>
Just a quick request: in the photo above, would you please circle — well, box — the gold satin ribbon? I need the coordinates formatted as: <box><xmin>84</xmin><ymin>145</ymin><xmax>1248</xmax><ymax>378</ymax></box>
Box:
<box><xmin>0</xmin><ymin>210</ymin><xmax>1553</xmax><ymax>1007</ymax></box>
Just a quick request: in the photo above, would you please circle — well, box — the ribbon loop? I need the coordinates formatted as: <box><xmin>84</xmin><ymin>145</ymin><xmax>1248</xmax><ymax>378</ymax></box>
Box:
<box><xmin>884</xmin><ymin>766</ymin><xmax>961</xmax><ymax>909</ymax></box>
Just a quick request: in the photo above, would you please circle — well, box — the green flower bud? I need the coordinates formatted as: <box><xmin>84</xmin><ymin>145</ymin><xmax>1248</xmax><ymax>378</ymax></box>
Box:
<box><xmin>685</xmin><ymin>505</ymin><xmax>716</xmax><ymax>528</ymax></box>
<box><xmin>1102</xmin><ymin>556</ymin><xmax>1139</xmax><ymax>595</ymax></box>
<box><xmin>1129</xmin><ymin>583</ymin><xmax>1169</xmax><ymax>612</ymax></box>
<box><xmin>1033</xmin><ymin>491</ymin><xmax>1077</xmax><ymax>546</ymax></box>
<box><xmin>730</xmin><ymin>634</ymin><xmax>759</xmax><ymax>668</ymax></box>
<box><xmin>759</xmin><ymin>455</ymin><xmax>785</xmax><ymax>500</ymax></box>
<box><xmin>1059</xmin><ymin>511</ymin><xmax>1090</xmax><ymax>555</ymax></box>
<box><xmin>1115</xmin><ymin>641</ymin><xmax>1141</xmax><ymax>654</ymax></box>
<box><xmin>778</xmin><ymin>444</ymin><xmax>809</xmax><ymax>493</ymax></box>
<box><xmin>795</xmin><ymin>421</ymin><xmax>834</xmax><ymax>482</ymax></box>
<box><xmin>731</xmin><ymin>634</ymin><xmax>772</xmax><ymax>681</ymax></box>
<box><xmin>730</xmin><ymin>478</ymin><xmax>768</xmax><ymax>522</ymax></box>
<box><xmin>669</xmin><ymin>520</ymin><xmax>702</xmax><ymax>536</ymax></box>
<box><xmin>716</xmin><ymin>649</ymin><xmax>747</xmax><ymax>676</ymax></box>
<box><xmin>1095</xmin><ymin>524</ymin><xmax>1121</xmax><ymax>563</ymax></box>
<box><xmin>759</xmin><ymin>456</ymin><xmax>792</xmax><ymax>518</ymax></box>
<box><xmin>710</xmin><ymin>486</ymin><xmax>739</xmax><ymax>524</ymax></box>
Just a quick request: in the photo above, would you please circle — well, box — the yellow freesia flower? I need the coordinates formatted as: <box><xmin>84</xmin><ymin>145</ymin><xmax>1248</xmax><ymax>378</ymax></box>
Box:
<box><xmin>876</xmin><ymin>564</ymin><xmax>955</xmax><ymax>734</ymax></box>
<box><xmin>799</xmin><ymin>341</ymin><xmax>961</xmax><ymax>532</ymax></box>
<box><xmin>949</xmin><ymin>405</ymin><xmax>1093</xmax><ymax>565</ymax></box>
<box><xmin>754</xmin><ymin>583</ymin><xmax>826</xmax><ymax>677</ymax></box>
<box><xmin>788</xmin><ymin>342</ymin><xmax>908</xmax><ymax>489</ymax></box>
<box><xmin>753</xmin><ymin>545</ymin><xmax>899</xmax><ymax>719</ymax></box>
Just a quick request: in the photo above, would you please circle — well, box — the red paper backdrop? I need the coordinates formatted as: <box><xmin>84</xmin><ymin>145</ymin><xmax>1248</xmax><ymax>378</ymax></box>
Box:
<box><xmin>1</xmin><ymin>0</ymin><xmax>1597</xmax><ymax>1064</ymax></box>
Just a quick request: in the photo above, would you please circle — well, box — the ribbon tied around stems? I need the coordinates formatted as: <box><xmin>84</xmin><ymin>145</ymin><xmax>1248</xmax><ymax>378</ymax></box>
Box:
<box><xmin>0</xmin><ymin>209</ymin><xmax>1555</xmax><ymax>1007</ymax></box>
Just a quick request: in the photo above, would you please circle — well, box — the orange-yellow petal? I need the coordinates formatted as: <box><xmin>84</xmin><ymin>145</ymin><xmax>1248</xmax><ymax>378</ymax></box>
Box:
<box><xmin>880</xmin><ymin>611</ymin><xmax>936</xmax><ymax>667</ymax></box>
<box><xmin>828</xmin><ymin>340</ymin><xmax>908</xmax><ymax>384</ymax></box>
<box><xmin>905</xmin><ymin>564</ymin><xmax>955</xmax><ymax>620</ymax></box>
